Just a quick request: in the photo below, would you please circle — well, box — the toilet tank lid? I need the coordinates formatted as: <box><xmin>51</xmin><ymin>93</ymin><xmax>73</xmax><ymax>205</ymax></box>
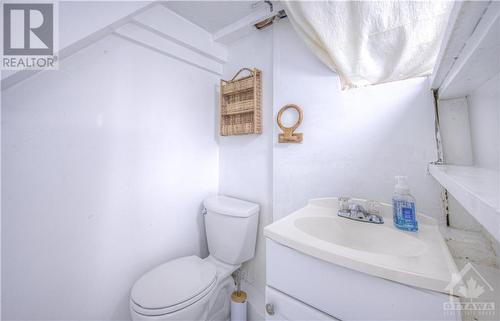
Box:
<box><xmin>204</xmin><ymin>195</ymin><xmax>259</xmax><ymax>218</ymax></box>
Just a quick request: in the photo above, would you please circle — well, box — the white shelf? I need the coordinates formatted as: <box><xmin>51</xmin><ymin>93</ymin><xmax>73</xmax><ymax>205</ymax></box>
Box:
<box><xmin>429</xmin><ymin>164</ymin><xmax>499</xmax><ymax>242</ymax></box>
<box><xmin>435</xmin><ymin>2</ymin><xmax>500</xmax><ymax>99</ymax></box>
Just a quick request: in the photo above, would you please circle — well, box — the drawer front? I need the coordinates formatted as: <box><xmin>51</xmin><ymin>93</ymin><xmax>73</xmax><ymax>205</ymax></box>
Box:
<box><xmin>265</xmin><ymin>286</ymin><xmax>338</xmax><ymax>321</ymax></box>
<box><xmin>266</xmin><ymin>239</ymin><xmax>460</xmax><ymax>321</ymax></box>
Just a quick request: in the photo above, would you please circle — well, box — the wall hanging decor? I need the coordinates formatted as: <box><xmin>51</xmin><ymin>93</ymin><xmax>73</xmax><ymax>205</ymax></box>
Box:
<box><xmin>277</xmin><ymin>104</ymin><xmax>303</xmax><ymax>143</ymax></box>
<box><xmin>220</xmin><ymin>68</ymin><xmax>262</xmax><ymax>136</ymax></box>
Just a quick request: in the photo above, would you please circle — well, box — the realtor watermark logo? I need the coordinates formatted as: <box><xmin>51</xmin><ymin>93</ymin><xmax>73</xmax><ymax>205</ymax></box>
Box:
<box><xmin>2</xmin><ymin>2</ymin><xmax>58</xmax><ymax>70</ymax></box>
<box><xmin>444</xmin><ymin>263</ymin><xmax>497</xmax><ymax>319</ymax></box>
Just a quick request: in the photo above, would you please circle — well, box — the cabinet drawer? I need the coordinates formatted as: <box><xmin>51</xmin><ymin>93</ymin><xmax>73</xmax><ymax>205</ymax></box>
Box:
<box><xmin>265</xmin><ymin>286</ymin><xmax>338</xmax><ymax>321</ymax></box>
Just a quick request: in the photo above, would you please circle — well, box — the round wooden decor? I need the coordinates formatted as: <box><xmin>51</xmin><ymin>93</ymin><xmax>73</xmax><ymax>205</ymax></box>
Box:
<box><xmin>277</xmin><ymin>104</ymin><xmax>303</xmax><ymax>143</ymax></box>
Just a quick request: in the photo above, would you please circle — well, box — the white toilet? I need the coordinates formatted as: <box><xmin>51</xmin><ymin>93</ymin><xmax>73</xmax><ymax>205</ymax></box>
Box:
<box><xmin>130</xmin><ymin>195</ymin><xmax>259</xmax><ymax>321</ymax></box>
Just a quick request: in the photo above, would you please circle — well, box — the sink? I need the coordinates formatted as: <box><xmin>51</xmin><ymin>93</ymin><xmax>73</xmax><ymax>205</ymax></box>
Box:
<box><xmin>294</xmin><ymin>216</ymin><xmax>427</xmax><ymax>257</ymax></box>
<box><xmin>264</xmin><ymin>197</ymin><xmax>460</xmax><ymax>294</ymax></box>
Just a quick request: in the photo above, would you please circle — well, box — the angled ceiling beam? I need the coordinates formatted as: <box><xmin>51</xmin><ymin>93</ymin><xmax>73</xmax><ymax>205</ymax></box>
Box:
<box><xmin>213</xmin><ymin>2</ymin><xmax>284</xmax><ymax>44</ymax></box>
<box><xmin>430</xmin><ymin>1</ymin><xmax>491</xmax><ymax>91</ymax></box>
<box><xmin>132</xmin><ymin>4</ymin><xmax>228</xmax><ymax>63</ymax></box>
<box><xmin>2</xmin><ymin>1</ymin><xmax>154</xmax><ymax>89</ymax></box>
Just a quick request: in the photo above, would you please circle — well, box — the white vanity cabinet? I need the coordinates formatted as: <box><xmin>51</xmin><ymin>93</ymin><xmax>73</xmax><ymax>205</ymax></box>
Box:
<box><xmin>265</xmin><ymin>239</ymin><xmax>460</xmax><ymax>321</ymax></box>
<box><xmin>264</xmin><ymin>198</ymin><xmax>462</xmax><ymax>321</ymax></box>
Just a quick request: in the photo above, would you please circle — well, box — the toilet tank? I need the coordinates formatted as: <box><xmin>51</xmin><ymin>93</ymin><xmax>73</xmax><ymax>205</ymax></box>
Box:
<box><xmin>203</xmin><ymin>196</ymin><xmax>259</xmax><ymax>265</ymax></box>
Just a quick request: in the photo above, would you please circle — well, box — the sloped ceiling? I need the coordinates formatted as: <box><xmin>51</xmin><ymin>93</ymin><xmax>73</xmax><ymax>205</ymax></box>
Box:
<box><xmin>162</xmin><ymin>1</ymin><xmax>256</xmax><ymax>33</ymax></box>
<box><xmin>1</xmin><ymin>1</ymin><xmax>277</xmax><ymax>89</ymax></box>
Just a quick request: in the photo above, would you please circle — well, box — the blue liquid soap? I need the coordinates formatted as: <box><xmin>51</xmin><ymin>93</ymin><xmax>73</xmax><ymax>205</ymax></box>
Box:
<box><xmin>392</xmin><ymin>176</ymin><xmax>418</xmax><ymax>232</ymax></box>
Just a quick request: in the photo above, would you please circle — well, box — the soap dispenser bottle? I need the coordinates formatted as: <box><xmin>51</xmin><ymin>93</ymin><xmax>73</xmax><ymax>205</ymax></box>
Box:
<box><xmin>392</xmin><ymin>176</ymin><xmax>418</xmax><ymax>232</ymax></box>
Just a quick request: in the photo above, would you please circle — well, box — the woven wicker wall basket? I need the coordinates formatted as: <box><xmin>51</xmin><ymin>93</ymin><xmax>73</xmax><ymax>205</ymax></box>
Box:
<box><xmin>220</xmin><ymin>68</ymin><xmax>262</xmax><ymax>136</ymax></box>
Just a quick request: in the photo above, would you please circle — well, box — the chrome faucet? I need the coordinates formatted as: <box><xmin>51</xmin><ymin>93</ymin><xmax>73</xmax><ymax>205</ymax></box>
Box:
<box><xmin>337</xmin><ymin>198</ymin><xmax>384</xmax><ymax>224</ymax></box>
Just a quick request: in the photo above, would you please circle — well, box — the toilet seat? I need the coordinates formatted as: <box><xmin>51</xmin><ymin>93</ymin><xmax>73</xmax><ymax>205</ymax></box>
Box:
<box><xmin>131</xmin><ymin>256</ymin><xmax>217</xmax><ymax>316</ymax></box>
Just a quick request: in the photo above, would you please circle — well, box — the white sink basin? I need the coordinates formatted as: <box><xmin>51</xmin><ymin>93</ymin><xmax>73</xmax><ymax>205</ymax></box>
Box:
<box><xmin>294</xmin><ymin>216</ymin><xmax>427</xmax><ymax>257</ymax></box>
<box><xmin>264</xmin><ymin>197</ymin><xmax>460</xmax><ymax>294</ymax></box>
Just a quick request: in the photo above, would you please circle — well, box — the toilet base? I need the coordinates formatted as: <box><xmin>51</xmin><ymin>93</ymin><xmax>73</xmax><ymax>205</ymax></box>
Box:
<box><xmin>207</xmin><ymin>276</ymin><xmax>234</xmax><ymax>321</ymax></box>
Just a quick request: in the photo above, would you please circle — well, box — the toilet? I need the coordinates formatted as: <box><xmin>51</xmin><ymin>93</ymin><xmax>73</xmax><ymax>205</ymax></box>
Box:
<box><xmin>130</xmin><ymin>195</ymin><xmax>259</xmax><ymax>321</ymax></box>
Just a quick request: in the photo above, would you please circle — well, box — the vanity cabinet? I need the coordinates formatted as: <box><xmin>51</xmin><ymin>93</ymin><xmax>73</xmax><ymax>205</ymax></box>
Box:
<box><xmin>265</xmin><ymin>239</ymin><xmax>461</xmax><ymax>321</ymax></box>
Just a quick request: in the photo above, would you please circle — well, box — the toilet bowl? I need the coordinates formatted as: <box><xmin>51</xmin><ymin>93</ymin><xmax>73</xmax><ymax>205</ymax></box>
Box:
<box><xmin>130</xmin><ymin>255</ymin><xmax>237</xmax><ymax>321</ymax></box>
<box><xmin>130</xmin><ymin>196</ymin><xmax>259</xmax><ymax>321</ymax></box>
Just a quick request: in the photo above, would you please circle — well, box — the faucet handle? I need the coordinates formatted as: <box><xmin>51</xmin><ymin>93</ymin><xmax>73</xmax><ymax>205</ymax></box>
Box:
<box><xmin>348</xmin><ymin>203</ymin><xmax>364</xmax><ymax>212</ymax></box>
<box><xmin>367</xmin><ymin>213</ymin><xmax>384</xmax><ymax>224</ymax></box>
<box><xmin>365</xmin><ymin>200</ymin><xmax>380</xmax><ymax>214</ymax></box>
<box><xmin>338</xmin><ymin>197</ymin><xmax>350</xmax><ymax>211</ymax></box>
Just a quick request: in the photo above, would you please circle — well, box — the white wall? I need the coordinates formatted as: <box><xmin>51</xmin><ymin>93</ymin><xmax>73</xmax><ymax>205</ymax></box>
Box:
<box><xmin>272</xmin><ymin>20</ymin><xmax>443</xmax><ymax>222</ymax></box>
<box><xmin>1</xmin><ymin>34</ymin><xmax>219</xmax><ymax>320</ymax></box>
<box><xmin>467</xmin><ymin>73</ymin><xmax>499</xmax><ymax>170</ymax></box>
<box><xmin>438</xmin><ymin>98</ymin><xmax>474</xmax><ymax>166</ymax></box>
<box><xmin>218</xmin><ymin>27</ymin><xmax>273</xmax><ymax>319</ymax></box>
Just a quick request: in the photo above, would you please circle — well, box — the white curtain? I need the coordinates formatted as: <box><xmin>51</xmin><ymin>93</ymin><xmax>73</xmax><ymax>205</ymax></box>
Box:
<box><xmin>282</xmin><ymin>1</ymin><xmax>453</xmax><ymax>89</ymax></box>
